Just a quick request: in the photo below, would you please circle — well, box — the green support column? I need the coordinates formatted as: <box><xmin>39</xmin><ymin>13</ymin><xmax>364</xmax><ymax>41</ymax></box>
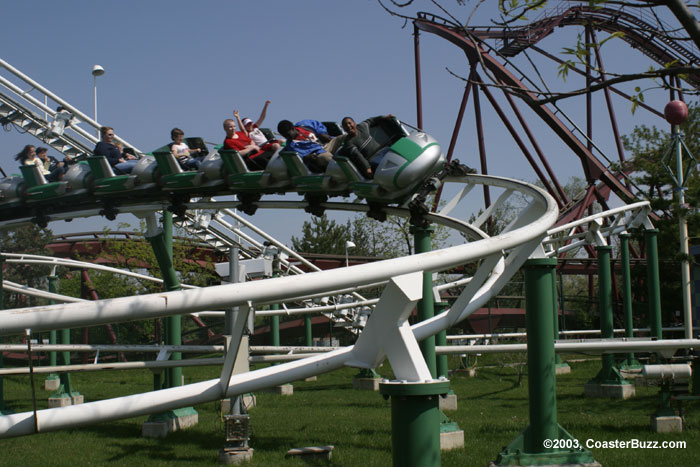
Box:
<box><xmin>48</xmin><ymin>272</ymin><xmax>81</xmax><ymax>406</ymax></box>
<box><xmin>143</xmin><ymin>212</ymin><xmax>197</xmax><ymax>433</ymax></box>
<box><xmin>380</xmin><ymin>381</ymin><xmax>450</xmax><ymax>467</ymax></box>
<box><xmin>435</xmin><ymin>302</ymin><xmax>449</xmax><ymax>379</ymax></box>
<box><xmin>587</xmin><ymin>246</ymin><xmax>629</xmax><ymax>386</ymax></box>
<box><xmin>549</xmin><ymin>266</ymin><xmax>570</xmax><ymax>374</ymax></box>
<box><xmin>270</xmin><ymin>304</ymin><xmax>280</xmax><ymax>365</ymax></box>
<box><xmin>412</xmin><ymin>225</ymin><xmax>437</xmax><ymax>376</ymax></box>
<box><xmin>162</xmin><ymin>211</ymin><xmax>182</xmax><ymax>388</ymax></box>
<box><xmin>56</xmin><ymin>328</ymin><xmax>74</xmax><ymax>395</ymax></box>
<box><xmin>45</xmin><ymin>274</ymin><xmax>60</xmax><ymax>390</ymax></box>
<box><xmin>497</xmin><ymin>258</ymin><xmax>595</xmax><ymax>465</ymax></box>
<box><xmin>411</xmin><ymin>225</ymin><xmax>461</xmax><ymax>445</ymax></box>
<box><xmin>304</xmin><ymin>315</ymin><xmax>312</xmax><ymax>347</ymax></box>
<box><xmin>645</xmin><ymin>229</ymin><xmax>663</xmax><ymax>341</ymax></box>
<box><xmin>270</xmin><ymin>311</ymin><xmax>280</xmax><ymax>347</ymax></box>
<box><xmin>619</xmin><ymin>234</ymin><xmax>641</xmax><ymax>369</ymax></box>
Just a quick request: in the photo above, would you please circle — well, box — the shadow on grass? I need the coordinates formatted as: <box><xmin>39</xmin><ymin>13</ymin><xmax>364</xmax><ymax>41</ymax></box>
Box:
<box><xmin>77</xmin><ymin>422</ymin><xmax>224</xmax><ymax>454</ymax></box>
<box><xmin>357</xmin><ymin>427</ymin><xmax>391</xmax><ymax>436</ymax></box>
<box><xmin>468</xmin><ymin>385</ymin><xmax>523</xmax><ymax>399</ymax></box>
<box><xmin>295</xmin><ymin>383</ymin><xmax>354</xmax><ymax>392</ymax></box>
<box><xmin>251</xmin><ymin>435</ymin><xmax>306</xmax><ymax>451</ymax></box>
<box><xmin>346</xmin><ymin>401</ymin><xmax>386</xmax><ymax>409</ymax></box>
<box><xmin>104</xmin><ymin>442</ymin><xmax>180</xmax><ymax>463</ymax></box>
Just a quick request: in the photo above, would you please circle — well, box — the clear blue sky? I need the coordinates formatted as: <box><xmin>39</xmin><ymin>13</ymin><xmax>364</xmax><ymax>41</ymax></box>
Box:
<box><xmin>0</xmin><ymin>1</ymin><xmax>684</xmax><ymax>245</ymax></box>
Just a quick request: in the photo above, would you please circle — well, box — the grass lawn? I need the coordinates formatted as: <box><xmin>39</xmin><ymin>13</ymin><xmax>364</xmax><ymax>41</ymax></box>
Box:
<box><xmin>0</xmin><ymin>356</ymin><xmax>698</xmax><ymax>466</ymax></box>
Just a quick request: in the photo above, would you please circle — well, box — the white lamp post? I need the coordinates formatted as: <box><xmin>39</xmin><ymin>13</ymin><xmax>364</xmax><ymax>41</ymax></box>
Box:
<box><xmin>92</xmin><ymin>64</ymin><xmax>104</xmax><ymax>137</ymax></box>
<box><xmin>345</xmin><ymin>240</ymin><xmax>356</xmax><ymax>268</ymax></box>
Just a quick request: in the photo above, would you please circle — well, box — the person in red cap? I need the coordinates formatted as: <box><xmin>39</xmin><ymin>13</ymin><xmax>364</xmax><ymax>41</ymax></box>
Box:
<box><xmin>241</xmin><ymin>100</ymin><xmax>281</xmax><ymax>154</ymax></box>
<box><xmin>222</xmin><ymin>110</ymin><xmax>274</xmax><ymax>170</ymax></box>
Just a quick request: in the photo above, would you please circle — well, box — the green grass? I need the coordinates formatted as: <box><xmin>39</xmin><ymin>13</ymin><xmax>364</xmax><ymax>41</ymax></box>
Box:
<box><xmin>0</xmin><ymin>356</ymin><xmax>699</xmax><ymax>466</ymax></box>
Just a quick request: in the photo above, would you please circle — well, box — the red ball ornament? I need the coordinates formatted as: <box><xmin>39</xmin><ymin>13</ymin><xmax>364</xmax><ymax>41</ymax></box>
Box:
<box><xmin>664</xmin><ymin>100</ymin><xmax>688</xmax><ymax>125</ymax></box>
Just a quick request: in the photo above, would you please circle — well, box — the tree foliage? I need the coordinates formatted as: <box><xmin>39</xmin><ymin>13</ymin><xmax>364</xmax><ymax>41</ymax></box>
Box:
<box><xmin>0</xmin><ymin>224</ymin><xmax>55</xmax><ymax>308</ymax></box>
<box><xmin>291</xmin><ymin>213</ymin><xmax>450</xmax><ymax>258</ymax></box>
<box><xmin>622</xmin><ymin>102</ymin><xmax>700</xmax><ymax>321</ymax></box>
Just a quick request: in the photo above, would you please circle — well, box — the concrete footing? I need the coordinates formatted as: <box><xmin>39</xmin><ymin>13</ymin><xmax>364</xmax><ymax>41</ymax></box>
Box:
<box><xmin>260</xmin><ymin>384</ymin><xmax>293</xmax><ymax>395</ymax></box>
<box><xmin>555</xmin><ymin>363</ymin><xmax>572</xmax><ymax>375</ymax></box>
<box><xmin>439</xmin><ymin>393</ymin><xmax>458</xmax><ymax>411</ymax></box>
<box><xmin>583</xmin><ymin>382</ymin><xmax>635</xmax><ymax>399</ymax></box>
<box><xmin>651</xmin><ymin>415</ymin><xmax>683</xmax><ymax>433</ymax></box>
<box><xmin>142</xmin><ymin>407</ymin><xmax>199</xmax><ymax>438</ymax></box>
<box><xmin>440</xmin><ymin>429</ymin><xmax>464</xmax><ymax>451</ymax></box>
<box><xmin>219</xmin><ymin>448</ymin><xmax>253</xmax><ymax>464</ymax></box>
<box><xmin>48</xmin><ymin>393</ymin><xmax>83</xmax><ymax>408</ymax></box>
<box><xmin>285</xmin><ymin>445</ymin><xmax>334</xmax><ymax>461</ymax></box>
<box><xmin>44</xmin><ymin>377</ymin><xmax>60</xmax><ymax>392</ymax></box>
<box><xmin>352</xmin><ymin>377</ymin><xmax>381</xmax><ymax>391</ymax></box>
<box><xmin>304</xmin><ymin>376</ymin><xmax>318</xmax><ymax>382</ymax></box>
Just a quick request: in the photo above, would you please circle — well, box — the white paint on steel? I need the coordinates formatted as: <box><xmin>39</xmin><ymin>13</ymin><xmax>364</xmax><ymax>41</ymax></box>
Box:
<box><xmin>0</xmin><ymin>175</ymin><xmax>664</xmax><ymax>438</ymax></box>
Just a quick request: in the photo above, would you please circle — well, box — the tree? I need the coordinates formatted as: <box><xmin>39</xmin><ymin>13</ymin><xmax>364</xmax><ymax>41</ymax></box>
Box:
<box><xmin>622</xmin><ymin>101</ymin><xmax>700</xmax><ymax>321</ymax></box>
<box><xmin>0</xmin><ymin>224</ymin><xmax>55</xmax><ymax>308</ymax></box>
<box><xmin>291</xmin><ymin>212</ymin><xmax>451</xmax><ymax>257</ymax></box>
<box><xmin>290</xmin><ymin>216</ymin><xmax>349</xmax><ymax>255</ymax></box>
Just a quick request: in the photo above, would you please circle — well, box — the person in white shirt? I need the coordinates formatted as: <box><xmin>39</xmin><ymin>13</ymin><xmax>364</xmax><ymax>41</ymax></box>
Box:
<box><xmin>169</xmin><ymin>128</ymin><xmax>203</xmax><ymax>170</ymax></box>
<box><xmin>241</xmin><ymin>100</ymin><xmax>281</xmax><ymax>153</ymax></box>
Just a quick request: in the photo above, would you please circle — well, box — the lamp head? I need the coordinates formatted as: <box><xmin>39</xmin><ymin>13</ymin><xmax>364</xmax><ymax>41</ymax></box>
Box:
<box><xmin>92</xmin><ymin>64</ymin><xmax>105</xmax><ymax>77</ymax></box>
<box><xmin>664</xmin><ymin>100</ymin><xmax>688</xmax><ymax>125</ymax></box>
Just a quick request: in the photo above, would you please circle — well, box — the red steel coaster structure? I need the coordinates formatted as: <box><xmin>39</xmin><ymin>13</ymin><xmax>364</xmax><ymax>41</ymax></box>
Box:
<box><xmin>411</xmin><ymin>4</ymin><xmax>699</xmax><ymax>226</ymax></box>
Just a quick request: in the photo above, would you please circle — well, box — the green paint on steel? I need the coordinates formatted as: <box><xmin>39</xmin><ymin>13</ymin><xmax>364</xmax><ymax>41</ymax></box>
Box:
<box><xmin>390</xmin><ymin>139</ymin><xmax>438</xmax><ymax>189</ymax></box>
<box><xmin>304</xmin><ymin>315</ymin><xmax>312</xmax><ymax>347</ymax></box>
<box><xmin>47</xmin><ymin>276</ymin><xmax>59</xmax><ymax>384</ymax></box>
<box><xmin>435</xmin><ymin>302</ymin><xmax>449</xmax><ymax>379</ymax></box>
<box><xmin>496</xmin><ymin>425</ymin><xmax>596</xmax><ymax>465</ymax></box>
<box><xmin>147</xmin><ymin>218</ymin><xmax>183</xmax><ymax>390</ymax></box>
<box><xmin>619</xmin><ymin>234</ymin><xmax>641</xmax><ymax>369</ymax></box>
<box><xmin>588</xmin><ymin>246</ymin><xmax>629</xmax><ymax>385</ymax></box>
<box><xmin>524</xmin><ymin>257</ymin><xmax>559</xmax><ymax>450</ymax></box>
<box><xmin>412</xmin><ymin>225</ymin><xmax>437</xmax><ymax>378</ymax></box>
<box><xmin>379</xmin><ymin>381</ymin><xmax>451</xmax><ymax>397</ymax></box>
<box><xmin>380</xmin><ymin>381</ymin><xmax>449</xmax><ymax>466</ymax></box>
<box><xmin>645</xmin><ymin>229</ymin><xmax>663</xmax><ymax>340</ymax></box>
<box><xmin>496</xmin><ymin>257</ymin><xmax>596</xmax><ymax>465</ymax></box>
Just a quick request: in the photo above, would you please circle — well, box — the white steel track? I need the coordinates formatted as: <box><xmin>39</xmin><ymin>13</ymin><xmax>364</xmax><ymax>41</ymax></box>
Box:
<box><xmin>0</xmin><ymin>173</ymin><xmax>660</xmax><ymax>438</ymax></box>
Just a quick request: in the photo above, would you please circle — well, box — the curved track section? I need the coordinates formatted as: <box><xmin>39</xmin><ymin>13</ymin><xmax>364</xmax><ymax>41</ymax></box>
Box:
<box><xmin>0</xmin><ymin>174</ymin><xmax>558</xmax><ymax>437</ymax></box>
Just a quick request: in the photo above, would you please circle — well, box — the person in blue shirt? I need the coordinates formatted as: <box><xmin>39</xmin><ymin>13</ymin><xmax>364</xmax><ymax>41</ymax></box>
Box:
<box><xmin>277</xmin><ymin>119</ymin><xmax>334</xmax><ymax>173</ymax></box>
<box><xmin>94</xmin><ymin>126</ymin><xmax>139</xmax><ymax>174</ymax></box>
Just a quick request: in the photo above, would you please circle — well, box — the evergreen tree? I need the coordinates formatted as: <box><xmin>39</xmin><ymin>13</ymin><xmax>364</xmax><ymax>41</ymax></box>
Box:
<box><xmin>290</xmin><ymin>215</ymin><xmax>349</xmax><ymax>255</ymax></box>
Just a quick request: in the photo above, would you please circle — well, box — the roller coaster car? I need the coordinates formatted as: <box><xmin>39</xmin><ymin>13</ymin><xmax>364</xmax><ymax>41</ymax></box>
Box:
<box><xmin>63</xmin><ymin>161</ymin><xmax>94</xmax><ymax>196</ymax></box>
<box><xmin>0</xmin><ymin>176</ymin><xmax>26</xmax><ymax>208</ymax></box>
<box><xmin>19</xmin><ymin>165</ymin><xmax>69</xmax><ymax>201</ymax></box>
<box><xmin>218</xmin><ymin>148</ymin><xmax>291</xmax><ymax>193</ymax></box>
<box><xmin>86</xmin><ymin>156</ymin><xmax>138</xmax><ymax>195</ymax></box>
<box><xmin>338</xmin><ymin>117</ymin><xmax>446</xmax><ymax>205</ymax></box>
<box><xmin>279</xmin><ymin>150</ymin><xmax>350</xmax><ymax>197</ymax></box>
<box><xmin>151</xmin><ymin>137</ymin><xmax>206</xmax><ymax>191</ymax></box>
